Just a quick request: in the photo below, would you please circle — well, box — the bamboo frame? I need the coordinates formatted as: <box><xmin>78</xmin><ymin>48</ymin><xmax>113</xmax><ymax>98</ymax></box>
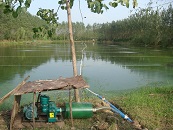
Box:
<box><xmin>33</xmin><ymin>92</ymin><xmax>36</xmax><ymax>129</ymax></box>
<box><xmin>7</xmin><ymin>76</ymin><xmax>29</xmax><ymax>130</ymax></box>
<box><xmin>10</xmin><ymin>95</ymin><xmax>21</xmax><ymax>130</ymax></box>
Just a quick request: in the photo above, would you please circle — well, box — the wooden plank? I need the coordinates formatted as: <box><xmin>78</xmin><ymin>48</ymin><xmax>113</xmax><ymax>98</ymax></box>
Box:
<box><xmin>69</xmin><ymin>89</ymin><xmax>74</xmax><ymax>128</ymax></box>
<box><xmin>14</xmin><ymin>76</ymin><xmax>89</xmax><ymax>95</ymax></box>
<box><xmin>10</xmin><ymin>95</ymin><xmax>21</xmax><ymax>130</ymax></box>
<box><xmin>0</xmin><ymin>76</ymin><xmax>30</xmax><ymax>105</ymax></box>
<box><xmin>13</xmin><ymin>113</ymin><xmax>65</xmax><ymax>129</ymax></box>
<box><xmin>32</xmin><ymin>92</ymin><xmax>36</xmax><ymax>129</ymax></box>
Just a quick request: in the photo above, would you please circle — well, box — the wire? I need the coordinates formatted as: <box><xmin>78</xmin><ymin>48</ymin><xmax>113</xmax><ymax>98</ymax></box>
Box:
<box><xmin>79</xmin><ymin>43</ymin><xmax>87</xmax><ymax>75</ymax></box>
<box><xmin>78</xmin><ymin>0</ymin><xmax>84</xmax><ymax>23</ymax></box>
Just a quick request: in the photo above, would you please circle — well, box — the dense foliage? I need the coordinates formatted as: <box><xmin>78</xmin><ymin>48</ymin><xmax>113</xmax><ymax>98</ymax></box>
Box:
<box><xmin>55</xmin><ymin>4</ymin><xmax>173</xmax><ymax>48</ymax></box>
<box><xmin>93</xmin><ymin>4</ymin><xmax>173</xmax><ymax>47</ymax></box>
<box><xmin>1</xmin><ymin>1</ymin><xmax>173</xmax><ymax>48</ymax></box>
<box><xmin>1</xmin><ymin>0</ymin><xmax>137</xmax><ymax>23</ymax></box>
<box><xmin>0</xmin><ymin>5</ymin><xmax>55</xmax><ymax>41</ymax></box>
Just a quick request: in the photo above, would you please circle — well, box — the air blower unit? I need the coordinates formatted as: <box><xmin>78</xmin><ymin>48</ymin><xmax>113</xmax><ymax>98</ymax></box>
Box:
<box><xmin>22</xmin><ymin>94</ymin><xmax>94</xmax><ymax>123</ymax></box>
<box><xmin>23</xmin><ymin>103</ymin><xmax>37</xmax><ymax>120</ymax></box>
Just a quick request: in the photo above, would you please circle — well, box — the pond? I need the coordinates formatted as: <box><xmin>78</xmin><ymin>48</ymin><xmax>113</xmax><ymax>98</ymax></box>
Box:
<box><xmin>0</xmin><ymin>42</ymin><xmax>173</xmax><ymax>107</ymax></box>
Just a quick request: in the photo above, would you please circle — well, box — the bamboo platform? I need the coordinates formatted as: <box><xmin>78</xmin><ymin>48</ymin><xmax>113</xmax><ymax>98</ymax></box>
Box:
<box><xmin>13</xmin><ymin>112</ymin><xmax>65</xmax><ymax>129</ymax></box>
<box><xmin>0</xmin><ymin>75</ymin><xmax>89</xmax><ymax>130</ymax></box>
<box><xmin>14</xmin><ymin>75</ymin><xmax>89</xmax><ymax>95</ymax></box>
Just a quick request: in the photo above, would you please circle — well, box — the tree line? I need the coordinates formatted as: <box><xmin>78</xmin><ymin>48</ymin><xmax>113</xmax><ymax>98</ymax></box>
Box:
<box><xmin>92</xmin><ymin>3</ymin><xmax>173</xmax><ymax>48</ymax></box>
<box><xmin>0</xmin><ymin>4</ymin><xmax>56</xmax><ymax>41</ymax></box>
<box><xmin>1</xmin><ymin>2</ymin><xmax>173</xmax><ymax>48</ymax></box>
<box><xmin>56</xmin><ymin>3</ymin><xmax>173</xmax><ymax>48</ymax></box>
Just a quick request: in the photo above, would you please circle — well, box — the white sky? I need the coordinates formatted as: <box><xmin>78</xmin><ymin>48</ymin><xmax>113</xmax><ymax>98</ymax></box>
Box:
<box><xmin>27</xmin><ymin>0</ymin><xmax>171</xmax><ymax>25</ymax></box>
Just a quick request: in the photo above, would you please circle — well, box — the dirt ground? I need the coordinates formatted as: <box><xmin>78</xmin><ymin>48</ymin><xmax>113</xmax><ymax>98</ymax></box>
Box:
<box><xmin>0</xmin><ymin>109</ymin><xmax>145</xmax><ymax>130</ymax></box>
<box><xmin>0</xmin><ymin>99</ymin><xmax>147</xmax><ymax>130</ymax></box>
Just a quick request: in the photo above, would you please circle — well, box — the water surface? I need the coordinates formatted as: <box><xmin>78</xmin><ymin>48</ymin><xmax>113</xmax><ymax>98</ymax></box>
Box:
<box><xmin>0</xmin><ymin>43</ymin><xmax>173</xmax><ymax>107</ymax></box>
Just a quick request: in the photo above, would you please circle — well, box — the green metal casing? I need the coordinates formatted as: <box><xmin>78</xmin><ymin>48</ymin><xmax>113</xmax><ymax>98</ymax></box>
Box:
<box><xmin>40</xmin><ymin>95</ymin><xmax>49</xmax><ymax>113</ymax></box>
<box><xmin>23</xmin><ymin>103</ymin><xmax>37</xmax><ymax>120</ymax></box>
<box><xmin>65</xmin><ymin>102</ymin><xmax>93</xmax><ymax>119</ymax></box>
<box><xmin>48</xmin><ymin>101</ymin><xmax>58</xmax><ymax>123</ymax></box>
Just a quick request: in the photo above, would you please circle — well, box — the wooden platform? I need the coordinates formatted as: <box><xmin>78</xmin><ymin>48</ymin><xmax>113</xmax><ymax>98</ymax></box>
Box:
<box><xmin>13</xmin><ymin>113</ymin><xmax>65</xmax><ymax>129</ymax></box>
<box><xmin>0</xmin><ymin>75</ymin><xmax>89</xmax><ymax>130</ymax></box>
<box><xmin>14</xmin><ymin>75</ymin><xmax>89</xmax><ymax>95</ymax></box>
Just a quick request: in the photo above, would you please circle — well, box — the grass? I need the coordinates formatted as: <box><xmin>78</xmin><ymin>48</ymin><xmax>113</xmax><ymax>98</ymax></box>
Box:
<box><xmin>0</xmin><ymin>40</ymin><xmax>54</xmax><ymax>47</ymax></box>
<box><xmin>51</xmin><ymin>85</ymin><xmax>173</xmax><ymax>129</ymax></box>
<box><xmin>0</xmin><ymin>40</ymin><xmax>87</xmax><ymax>47</ymax></box>
<box><xmin>116</xmin><ymin>85</ymin><xmax>173</xmax><ymax>130</ymax></box>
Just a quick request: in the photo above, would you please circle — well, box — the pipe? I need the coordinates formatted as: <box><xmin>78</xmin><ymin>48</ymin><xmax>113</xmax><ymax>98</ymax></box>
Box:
<box><xmin>86</xmin><ymin>88</ymin><xmax>133</xmax><ymax>122</ymax></box>
<box><xmin>93</xmin><ymin>107</ymin><xmax>111</xmax><ymax>112</ymax></box>
<box><xmin>78</xmin><ymin>43</ymin><xmax>133</xmax><ymax>122</ymax></box>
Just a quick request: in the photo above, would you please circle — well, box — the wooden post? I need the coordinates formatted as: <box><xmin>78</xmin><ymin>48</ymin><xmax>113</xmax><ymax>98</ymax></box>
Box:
<box><xmin>8</xmin><ymin>76</ymin><xmax>29</xmax><ymax>130</ymax></box>
<box><xmin>32</xmin><ymin>92</ymin><xmax>36</xmax><ymax>129</ymax></box>
<box><xmin>10</xmin><ymin>95</ymin><xmax>21</xmax><ymax>130</ymax></box>
<box><xmin>69</xmin><ymin>89</ymin><xmax>74</xmax><ymax>128</ymax></box>
<box><xmin>66</xmin><ymin>0</ymin><xmax>80</xmax><ymax>102</ymax></box>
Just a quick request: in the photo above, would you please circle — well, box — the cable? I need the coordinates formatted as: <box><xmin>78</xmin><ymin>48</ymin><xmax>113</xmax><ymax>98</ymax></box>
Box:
<box><xmin>77</xmin><ymin>7</ymin><xmax>133</xmax><ymax>122</ymax></box>
<box><xmin>79</xmin><ymin>43</ymin><xmax>87</xmax><ymax>75</ymax></box>
<box><xmin>77</xmin><ymin>0</ymin><xmax>133</xmax><ymax>123</ymax></box>
<box><xmin>78</xmin><ymin>0</ymin><xmax>84</xmax><ymax>23</ymax></box>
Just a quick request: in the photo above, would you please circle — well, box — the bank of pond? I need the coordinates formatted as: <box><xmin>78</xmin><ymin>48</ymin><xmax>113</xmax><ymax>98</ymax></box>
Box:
<box><xmin>0</xmin><ymin>85</ymin><xmax>172</xmax><ymax>130</ymax></box>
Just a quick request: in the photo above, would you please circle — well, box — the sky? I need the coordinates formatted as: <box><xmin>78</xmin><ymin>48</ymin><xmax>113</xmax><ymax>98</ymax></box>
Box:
<box><xmin>27</xmin><ymin>0</ymin><xmax>171</xmax><ymax>25</ymax></box>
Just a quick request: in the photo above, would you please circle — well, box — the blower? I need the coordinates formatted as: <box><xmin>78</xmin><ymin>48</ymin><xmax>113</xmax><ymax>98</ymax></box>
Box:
<box><xmin>23</xmin><ymin>94</ymin><xmax>96</xmax><ymax>123</ymax></box>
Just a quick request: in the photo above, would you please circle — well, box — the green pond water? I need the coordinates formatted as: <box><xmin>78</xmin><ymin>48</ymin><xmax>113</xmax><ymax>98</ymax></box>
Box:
<box><xmin>0</xmin><ymin>42</ymin><xmax>173</xmax><ymax>108</ymax></box>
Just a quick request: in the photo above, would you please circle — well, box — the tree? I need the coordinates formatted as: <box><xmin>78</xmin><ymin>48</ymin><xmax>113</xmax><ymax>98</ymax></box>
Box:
<box><xmin>1</xmin><ymin>0</ymin><xmax>138</xmax><ymax>102</ymax></box>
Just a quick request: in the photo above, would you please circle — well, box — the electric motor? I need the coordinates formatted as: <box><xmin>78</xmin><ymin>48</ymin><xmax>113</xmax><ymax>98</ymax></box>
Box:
<box><xmin>23</xmin><ymin>103</ymin><xmax>37</xmax><ymax>120</ymax></box>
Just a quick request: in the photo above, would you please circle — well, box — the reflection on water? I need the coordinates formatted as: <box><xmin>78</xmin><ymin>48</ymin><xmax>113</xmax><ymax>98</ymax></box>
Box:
<box><xmin>0</xmin><ymin>43</ymin><xmax>173</xmax><ymax>108</ymax></box>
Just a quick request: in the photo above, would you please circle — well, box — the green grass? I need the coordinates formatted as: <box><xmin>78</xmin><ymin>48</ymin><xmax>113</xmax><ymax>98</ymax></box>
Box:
<box><xmin>117</xmin><ymin>85</ymin><xmax>173</xmax><ymax>129</ymax></box>
<box><xmin>0</xmin><ymin>40</ymin><xmax>54</xmax><ymax>47</ymax></box>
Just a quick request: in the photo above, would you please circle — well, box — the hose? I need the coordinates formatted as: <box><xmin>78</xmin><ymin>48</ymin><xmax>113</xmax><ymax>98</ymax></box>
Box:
<box><xmin>93</xmin><ymin>106</ymin><xmax>111</xmax><ymax>112</ymax></box>
<box><xmin>78</xmin><ymin>44</ymin><xmax>133</xmax><ymax>122</ymax></box>
<box><xmin>86</xmin><ymin>88</ymin><xmax>133</xmax><ymax>122</ymax></box>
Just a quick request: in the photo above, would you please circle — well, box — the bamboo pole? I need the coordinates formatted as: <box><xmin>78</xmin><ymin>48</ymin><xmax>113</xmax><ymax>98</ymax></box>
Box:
<box><xmin>32</xmin><ymin>92</ymin><xmax>36</xmax><ymax>129</ymax></box>
<box><xmin>69</xmin><ymin>89</ymin><xmax>74</xmax><ymax>128</ymax></box>
<box><xmin>9</xmin><ymin>76</ymin><xmax>30</xmax><ymax>130</ymax></box>
<box><xmin>10</xmin><ymin>95</ymin><xmax>21</xmax><ymax>130</ymax></box>
<box><xmin>66</xmin><ymin>0</ymin><xmax>80</xmax><ymax>102</ymax></box>
<box><xmin>0</xmin><ymin>75</ymin><xmax>30</xmax><ymax>105</ymax></box>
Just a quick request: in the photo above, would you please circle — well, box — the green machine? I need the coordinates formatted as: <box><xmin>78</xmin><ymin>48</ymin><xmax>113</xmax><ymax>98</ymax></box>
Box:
<box><xmin>23</xmin><ymin>94</ymin><xmax>93</xmax><ymax>123</ymax></box>
<box><xmin>65</xmin><ymin>102</ymin><xmax>93</xmax><ymax>119</ymax></box>
<box><xmin>40</xmin><ymin>95</ymin><xmax>62</xmax><ymax>123</ymax></box>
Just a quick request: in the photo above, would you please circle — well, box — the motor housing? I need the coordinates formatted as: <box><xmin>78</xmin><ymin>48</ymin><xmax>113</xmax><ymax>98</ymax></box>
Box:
<box><xmin>22</xmin><ymin>95</ymin><xmax>94</xmax><ymax>123</ymax></box>
<box><xmin>23</xmin><ymin>103</ymin><xmax>37</xmax><ymax>120</ymax></box>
